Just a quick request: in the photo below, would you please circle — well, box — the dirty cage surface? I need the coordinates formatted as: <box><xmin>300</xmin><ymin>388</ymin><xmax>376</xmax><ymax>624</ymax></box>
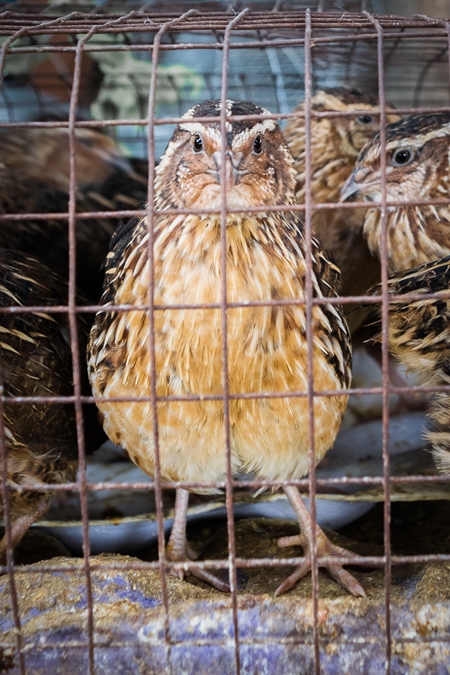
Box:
<box><xmin>0</xmin><ymin>2</ymin><xmax>450</xmax><ymax>674</ymax></box>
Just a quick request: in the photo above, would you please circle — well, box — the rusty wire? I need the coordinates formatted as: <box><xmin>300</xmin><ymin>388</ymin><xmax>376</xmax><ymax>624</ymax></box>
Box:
<box><xmin>363</xmin><ymin>10</ymin><xmax>392</xmax><ymax>670</ymax></box>
<box><xmin>143</xmin><ymin>9</ymin><xmax>205</xmax><ymax>673</ymax></box>
<box><xmin>218</xmin><ymin>10</ymin><xmax>252</xmax><ymax>674</ymax></box>
<box><xmin>0</xmin><ymin>6</ymin><xmax>449</xmax><ymax>675</ymax></box>
<box><xmin>303</xmin><ymin>10</ymin><xmax>320</xmax><ymax>672</ymax></box>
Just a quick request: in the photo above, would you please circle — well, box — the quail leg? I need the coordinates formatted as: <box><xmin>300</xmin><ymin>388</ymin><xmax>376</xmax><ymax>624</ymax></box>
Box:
<box><xmin>275</xmin><ymin>485</ymin><xmax>368</xmax><ymax>597</ymax></box>
<box><xmin>166</xmin><ymin>487</ymin><xmax>230</xmax><ymax>593</ymax></box>
<box><xmin>0</xmin><ymin>494</ymin><xmax>51</xmax><ymax>566</ymax></box>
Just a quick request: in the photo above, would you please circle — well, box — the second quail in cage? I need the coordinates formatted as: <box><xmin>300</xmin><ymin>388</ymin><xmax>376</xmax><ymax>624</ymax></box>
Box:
<box><xmin>0</xmin><ymin>248</ymin><xmax>99</xmax><ymax>564</ymax></box>
<box><xmin>0</xmin><ymin>127</ymin><xmax>148</xmax><ymax>302</ymax></box>
<box><xmin>0</xmin><ymin>127</ymin><xmax>133</xmax><ymax>194</ymax></box>
<box><xmin>361</xmin><ymin>256</ymin><xmax>450</xmax><ymax>475</ymax></box>
<box><xmin>88</xmin><ymin>99</ymin><xmax>368</xmax><ymax>597</ymax></box>
<box><xmin>341</xmin><ymin>112</ymin><xmax>450</xmax><ymax>274</ymax></box>
<box><xmin>284</xmin><ymin>88</ymin><xmax>399</xmax><ymax>322</ymax></box>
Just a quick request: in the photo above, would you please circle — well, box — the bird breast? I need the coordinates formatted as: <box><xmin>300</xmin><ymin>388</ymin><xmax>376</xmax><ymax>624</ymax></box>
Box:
<box><xmin>90</xmin><ymin>212</ymin><xmax>348</xmax><ymax>487</ymax></box>
<box><xmin>364</xmin><ymin>205</ymin><xmax>450</xmax><ymax>272</ymax></box>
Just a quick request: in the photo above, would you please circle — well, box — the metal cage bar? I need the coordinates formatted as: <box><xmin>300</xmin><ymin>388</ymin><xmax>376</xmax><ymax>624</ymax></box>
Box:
<box><xmin>364</xmin><ymin>10</ymin><xmax>392</xmax><ymax>670</ymax></box>
<box><xmin>303</xmin><ymin>9</ymin><xmax>321</xmax><ymax>672</ymax></box>
<box><xmin>0</xmin><ymin>6</ymin><xmax>449</xmax><ymax>674</ymax></box>
<box><xmin>218</xmin><ymin>9</ymin><xmax>251</xmax><ymax>675</ymax></box>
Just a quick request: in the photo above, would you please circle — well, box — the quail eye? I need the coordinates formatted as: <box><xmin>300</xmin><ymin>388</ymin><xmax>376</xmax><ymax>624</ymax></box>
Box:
<box><xmin>193</xmin><ymin>134</ymin><xmax>203</xmax><ymax>153</ymax></box>
<box><xmin>392</xmin><ymin>147</ymin><xmax>414</xmax><ymax>167</ymax></box>
<box><xmin>253</xmin><ymin>135</ymin><xmax>263</xmax><ymax>155</ymax></box>
<box><xmin>357</xmin><ymin>115</ymin><xmax>375</xmax><ymax>125</ymax></box>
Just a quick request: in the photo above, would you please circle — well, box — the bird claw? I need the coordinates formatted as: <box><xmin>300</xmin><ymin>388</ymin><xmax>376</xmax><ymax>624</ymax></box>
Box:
<box><xmin>185</xmin><ymin>567</ymin><xmax>231</xmax><ymax>593</ymax></box>
<box><xmin>275</xmin><ymin>530</ymin><xmax>367</xmax><ymax>598</ymax></box>
<box><xmin>170</xmin><ymin>567</ymin><xmax>186</xmax><ymax>583</ymax></box>
<box><xmin>166</xmin><ymin>541</ymin><xmax>230</xmax><ymax>593</ymax></box>
<box><xmin>168</xmin><ymin>559</ymin><xmax>230</xmax><ymax>593</ymax></box>
<box><xmin>274</xmin><ymin>559</ymin><xmax>312</xmax><ymax>597</ymax></box>
<box><xmin>277</xmin><ymin>534</ymin><xmax>302</xmax><ymax>549</ymax></box>
<box><xmin>164</xmin><ymin>488</ymin><xmax>230</xmax><ymax>593</ymax></box>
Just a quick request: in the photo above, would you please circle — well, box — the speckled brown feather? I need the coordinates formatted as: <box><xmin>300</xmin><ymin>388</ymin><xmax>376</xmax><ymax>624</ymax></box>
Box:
<box><xmin>361</xmin><ymin>255</ymin><xmax>450</xmax><ymax>474</ymax></box>
<box><xmin>342</xmin><ymin>112</ymin><xmax>450</xmax><ymax>274</ymax></box>
<box><xmin>0</xmin><ymin>129</ymin><xmax>148</xmax><ymax>302</ymax></box>
<box><xmin>284</xmin><ymin>89</ymin><xmax>399</xmax><ymax>321</ymax></box>
<box><xmin>89</xmin><ymin>99</ymin><xmax>351</xmax><ymax>489</ymax></box>
<box><xmin>0</xmin><ymin>249</ymin><xmax>99</xmax><ymax>560</ymax></box>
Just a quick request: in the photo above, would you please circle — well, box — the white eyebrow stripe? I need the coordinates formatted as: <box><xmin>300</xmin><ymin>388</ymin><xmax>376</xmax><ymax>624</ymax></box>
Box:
<box><xmin>178</xmin><ymin>116</ymin><xmax>277</xmax><ymax>147</ymax></box>
<box><xmin>385</xmin><ymin>122</ymin><xmax>450</xmax><ymax>152</ymax></box>
<box><xmin>233</xmin><ymin>120</ymin><xmax>278</xmax><ymax>145</ymax></box>
<box><xmin>178</xmin><ymin>122</ymin><xmax>222</xmax><ymax>144</ymax></box>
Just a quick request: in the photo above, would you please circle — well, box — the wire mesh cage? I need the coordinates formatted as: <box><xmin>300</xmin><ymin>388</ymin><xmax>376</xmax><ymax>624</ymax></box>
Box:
<box><xmin>0</xmin><ymin>2</ymin><xmax>450</xmax><ymax>674</ymax></box>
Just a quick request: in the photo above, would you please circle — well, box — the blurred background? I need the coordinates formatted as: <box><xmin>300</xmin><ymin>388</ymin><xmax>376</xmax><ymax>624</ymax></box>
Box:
<box><xmin>0</xmin><ymin>0</ymin><xmax>449</xmax><ymax>157</ymax></box>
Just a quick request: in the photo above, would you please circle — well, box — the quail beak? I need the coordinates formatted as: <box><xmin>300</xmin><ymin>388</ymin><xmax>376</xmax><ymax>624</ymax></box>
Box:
<box><xmin>340</xmin><ymin>166</ymin><xmax>372</xmax><ymax>202</ymax></box>
<box><xmin>212</xmin><ymin>150</ymin><xmax>245</xmax><ymax>190</ymax></box>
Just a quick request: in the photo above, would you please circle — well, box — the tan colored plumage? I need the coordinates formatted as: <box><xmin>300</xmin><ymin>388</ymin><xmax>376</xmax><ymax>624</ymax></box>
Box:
<box><xmin>0</xmin><ymin>248</ymin><xmax>99</xmax><ymax>563</ymax></box>
<box><xmin>284</xmin><ymin>89</ymin><xmax>399</xmax><ymax>321</ymax></box>
<box><xmin>341</xmin><ymin>112</ymin><xmax>450</xmax><ymax>274</ymax></box>
<box><xmin>361</xmin><ymin>256</ymin><xmax>450</xmax><ymax>475</ymax></box>
<box><xmin>89</xmin><ymin>100</ymin><xmax>366</xmax><ymax>597</ymax></box>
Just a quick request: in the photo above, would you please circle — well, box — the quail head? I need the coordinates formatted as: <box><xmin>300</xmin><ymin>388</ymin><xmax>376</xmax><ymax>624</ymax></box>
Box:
<box><xmin>341</xmin><ymin>112</ymin><xmax>450</xmax><ymax>274</ymax></box>
<box><xmin>285</xmin><ymin>87</ymin><xmax>399</xmax><ymax>320</ymax></box>
<box><xmin>0</xmin><ymin>127</ymin><xmax>148</xmax><ymax>302</ymax></box>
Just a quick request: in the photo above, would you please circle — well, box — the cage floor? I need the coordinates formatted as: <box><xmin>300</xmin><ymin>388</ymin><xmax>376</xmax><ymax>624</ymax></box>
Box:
<box><xmin>1</xmin><ymin>501</ymin><xmax>450</xmax><ymax>674</ymax></box>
